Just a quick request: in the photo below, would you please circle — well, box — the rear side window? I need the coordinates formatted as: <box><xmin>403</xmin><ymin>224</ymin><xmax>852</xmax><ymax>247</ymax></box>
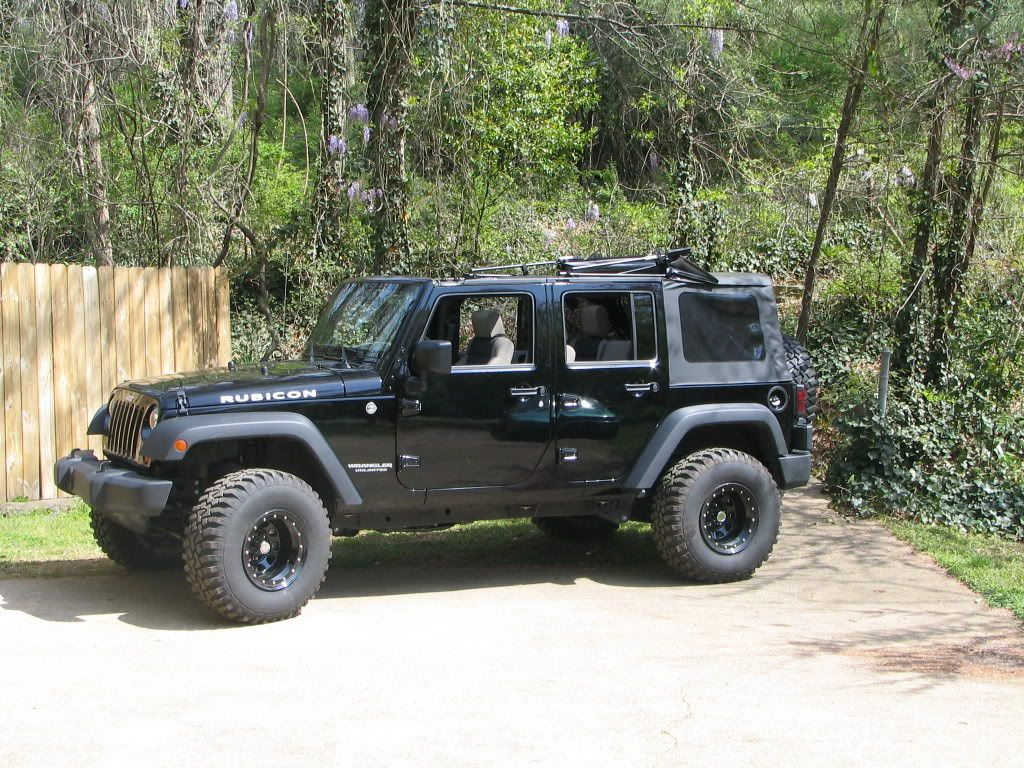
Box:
<box><xmin>678</xmin><ymin>293</ymin><xmax>765</xmax><ymax>363</ymax></box>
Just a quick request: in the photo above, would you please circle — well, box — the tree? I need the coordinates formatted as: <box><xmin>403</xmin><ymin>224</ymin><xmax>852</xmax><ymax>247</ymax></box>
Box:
<box><xmin>61</xmin><ymin>0</ymin><xmax>113</xmax><ymax>267</ymax></box>
<box><xmin>312</xmin><ymin>0</ymin><xmax>355</xmax><ymax>260</ymax></box>
<box><xmin>364</xmin><ymin>0</ymin><xmax>418</xmax><ymax>271</ymax></box>
<box><xmin>795</xmin><ymin>0</ymin><xmax>886</xmax><ymax>343</ymax></box>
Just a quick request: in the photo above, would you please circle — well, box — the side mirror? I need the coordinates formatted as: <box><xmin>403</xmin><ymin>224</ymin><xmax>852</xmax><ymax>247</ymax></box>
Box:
<box><xmin>413</xmin><ymin>340</ymin><xmax>452</xmax><ymax>377</ymax></box>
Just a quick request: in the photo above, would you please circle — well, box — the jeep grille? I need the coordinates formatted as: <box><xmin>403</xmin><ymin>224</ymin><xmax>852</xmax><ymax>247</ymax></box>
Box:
<box><xmin>104</xmin><ymin>389</ymin><xmax>157</xmax><ymax>465</ymax></box>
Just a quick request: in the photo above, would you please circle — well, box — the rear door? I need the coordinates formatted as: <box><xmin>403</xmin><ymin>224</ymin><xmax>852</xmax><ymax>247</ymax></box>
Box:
<box><xmin>554</xmin><ymin>282</ymin><xmax>668</xmax><ymax>482</ymax></box>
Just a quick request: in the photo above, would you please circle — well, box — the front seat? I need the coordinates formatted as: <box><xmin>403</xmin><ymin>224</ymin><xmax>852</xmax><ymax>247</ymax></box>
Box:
<box><xmin>458</xmin><ymin>309</ymin><xmax>515</xmax><ymax>366</ymax></box>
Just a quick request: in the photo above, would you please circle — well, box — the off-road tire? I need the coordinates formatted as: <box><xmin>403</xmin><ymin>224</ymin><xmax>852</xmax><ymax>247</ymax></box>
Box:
<box><xmin>782</xmin><ymin>334</ymin><xmax>819</xmax><ymax>422</ymax></box>
<box><xmin>90</xmin><ymin>511</ymin><xmax>182</xmax><ymax>571</ymax></box>
<box><xmin>532</xmin><ymin>515</ymin><xmax>619</xmax><ymax>541</ymax></box>
<box><xmin>183</xmin><ymin>469</ymin><xmax>331</xmax><ymax>624</ymax></box>
<box><xmin>652</xmin><ymin>449</ymin><xmax>780</xmax><ymax>582</ymax></box>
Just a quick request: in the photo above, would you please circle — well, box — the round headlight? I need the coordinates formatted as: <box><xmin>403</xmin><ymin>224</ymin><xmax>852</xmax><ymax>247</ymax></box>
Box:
<box><xmin>147</xmin><ymin>406</ymin><xmax>159</xmax><ymax>430</ymax></box>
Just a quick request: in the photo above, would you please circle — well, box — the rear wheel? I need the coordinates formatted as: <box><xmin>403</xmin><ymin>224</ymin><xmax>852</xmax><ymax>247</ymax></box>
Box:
<box><xmin>90</xmin><ymin>511</ymin><xmax>181</xmax><ymax>571</ymax></box>
<box><xmin>533</xmin><ymin>515</ymin><xmax>619</xmax><ymax>541</ymax></box>
<box><xmin>652</xmin><ymin>449</ymin><xmax>780</xmax><ymax>582</ymax></box>
<box><xmin>183</xmin><ymin>469</ymin><xmax>331</xmax><ymax>624</ymax></box>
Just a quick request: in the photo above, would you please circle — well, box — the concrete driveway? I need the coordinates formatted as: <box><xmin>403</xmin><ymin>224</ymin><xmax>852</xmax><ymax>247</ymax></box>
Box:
<box><xmin>1</xmin><ymin>484</ymin><xmax>1022</xmax><ymax>767</ymax></box>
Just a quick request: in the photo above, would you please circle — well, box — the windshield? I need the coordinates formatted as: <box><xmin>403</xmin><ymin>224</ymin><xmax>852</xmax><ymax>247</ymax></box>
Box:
<box><xmin>307</xmin><ymin>281</ymin><xmax>422</xmax><ymax>370</ymax></box>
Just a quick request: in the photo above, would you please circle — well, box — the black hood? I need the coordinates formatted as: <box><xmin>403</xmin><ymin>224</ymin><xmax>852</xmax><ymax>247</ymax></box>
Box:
<box><xmin>125</xmin><ymin>361</ymin><xmax>383</xmax><ymax>413</ymax></box>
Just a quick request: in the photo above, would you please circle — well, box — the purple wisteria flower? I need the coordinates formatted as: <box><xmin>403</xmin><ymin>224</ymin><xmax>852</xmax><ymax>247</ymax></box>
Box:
<box><xmin>544</xmin><ymin>30</ymin><xmax>553</xmax><ymax>49</ymax></box>
<box><xmin>994</xmin><ymin>35</ymin><xmax>1023</xmax><ymax>60</ymax></box>
<box><xmin>585</xmin><ymin>200</ymin><xmax>600</xmax><ymax>222</ymax></box>
<box><xmin>944</xmin><ymin>56</ymin><xmax>976</xmax><ymax>80</ymax></box>
<box><xmin>226</xmin><ymin>29</ymin><xmax>236</xmax><ymax>44</ymax></box>
<box><xmin>361</xmin><ymin>188</ymin><xmax>384</xmax><ymax>208</ymax></box>
<box><xmin>363</xmin><ymin>126</ymin><xmax>372</xmax><ymax>144</ymax></box>
<box><xmin>566</xmin><ymin>217</ymin><xmax>577</xmax><ymax>232</ymax></box>
<box><xmin>224</xmin><ymin>0</ymin><xmax>238</xmax><ymax>21</ymax></box>
<box><xmin>178</xmin><ymin>0</ymin><xmax>188</xmax><ymax>9</ymax></box>
<box><xmin>556</xmin><ymin>19</ymin><xmax>569</xmax><ymax>37</ymax></box>
<box><xmin>347</xmin><ymin>181</ymin><xmax>362</xmax><ymax>201</ymax></box>
<box><xmin>647</xmin><ymin>151</ymin><xmax>659</xmax><ymax>172</ymax></box>
<box><xmin>327</xmin><ymin>135</ymin><xmax>347</xmax><ymax>155</ymax></box>
<box><xmin>349</xmin><ymin>103</ymin><xmax>370</xmax><ymax>123</ymax></box>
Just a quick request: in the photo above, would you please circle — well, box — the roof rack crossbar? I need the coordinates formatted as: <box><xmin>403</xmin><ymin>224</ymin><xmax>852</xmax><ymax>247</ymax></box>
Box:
<box><xmin>464</xmin><ymin>246</ymin><xmax>719</xmax><ymax>284</ymax></box>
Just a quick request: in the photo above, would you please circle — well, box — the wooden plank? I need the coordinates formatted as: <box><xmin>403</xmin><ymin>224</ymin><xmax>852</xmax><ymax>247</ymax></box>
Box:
<box><xmin>187</xmin><ymin>268</ymin><xmax>206</xmax><ymax>369</ymax></box>
<box><xmin>83</xmin><ymin>267</ymin><xmax>103</xmax><ymax>454</ymax></box>
<box><xmin>97</xmin><ymin>265</ymin><xmax>116</xmax><ymax>396</ymax></box>
<box><xmin>171</xmin><ymin>267</ymin><xmax>193</xmax><ymax>372</ymax></box>
<box><xmin>215</xmin><ymin>267</ymin><xmax>231</xmax><ymax>366</ymax></box>
<box><xmin>143</xmin><ymin>267</ymin><xmax>160</xmax><ymax>376</ymax></box>
<box><xmin>67</xmin><ymin>265</ymin><xmax>88</xmax><ymax>454</ymax></box>
<box><xmin>203</xmin><ymin>267</ymin><xmax>217</xmax><ymax>368</ymax></box>
<box><xmin>50</xmin><ymin>264</ymin><xmax>73</xmax><ymax>486</ymax></box>
<box><xmin>1</xmin><ymin>263</ymin><xmax>22</xmax><ymax>501</ymax></box>
<box><xmin>17</xmin><ymin>264</ymin><xmax>38</xmax><ymax>499</ymax></box>
<box><xmin>129</xmin><ymin>266</ymin><xmax>146</xmax><ymax>379</ymax></box>
<box><xmin>158</xmin><ymin>268</ymin><xmax>174</xmax><ymax>373</ymax></box>
<box><xmin>113</xmin><ymin>267</ymin><xmax>131</xmax><ymax>384</ymax></box>
<box><xmin>35</xmin><ymin>264</ymin><xmax>55</xmax><ymax>499</ymax></box>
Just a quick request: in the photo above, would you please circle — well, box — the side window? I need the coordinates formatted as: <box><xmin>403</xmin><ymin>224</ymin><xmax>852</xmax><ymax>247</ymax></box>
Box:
<box><xmin>423</xmin><ymin>293</ymin><xmax>533</xmax><ymax>367</ymax></box>
<box><xmin>564</xmin><ymin>292</ymin><xmax>657</xmax><ymax>364</ymax></box>
<box><xmin>678</xmin><ymin>293</ymin><xmax>765</xmax><ymax>362</ymax></box>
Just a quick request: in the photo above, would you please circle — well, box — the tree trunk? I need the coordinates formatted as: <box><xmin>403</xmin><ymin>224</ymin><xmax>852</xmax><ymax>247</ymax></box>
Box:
<box><xmin>925</xmin><ymin>79</ymin><xmax>984</xmax><ymax>383</ymax></box>
<box><xmin>892</xmin><ymin>86</ymin><xmax>948</xmax><ymax>372</ymax></box>
<box><xmin>365</xmin><ymin>0</ymin><xmax>418</xmax><ymax>272</ymax></box>
<box><xmin>795</xmin><ymin>0</ymin><xmax>885</xmax><ymax>343</ymax></box>
<box><xmin>63</xmin><ymin>0</ymin><xmax>114</xmax><ymax>267</ymax></box>
<box><xmin>313</xmin><ymin>0</ymin><xmax>354</xmax><ymax>261</ymax></box>
<box><xmin>892</xmin><ymin>0</ymin><xmax>973</xmax><ymax>373</ymax></box>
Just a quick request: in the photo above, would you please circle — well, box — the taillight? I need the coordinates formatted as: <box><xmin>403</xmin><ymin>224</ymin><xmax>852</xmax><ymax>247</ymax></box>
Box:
<box><xmin>795</xmin><ymin>385</ymin><xmax>808</xmax><ymax>418</ymax></box>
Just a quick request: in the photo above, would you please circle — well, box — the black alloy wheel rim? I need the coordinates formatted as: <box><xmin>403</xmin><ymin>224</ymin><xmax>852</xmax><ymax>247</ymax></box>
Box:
<box><xmin>242</xmin><ymin>510</ymin><xmax>307</xmax><ymax>591</ymax></box>
<box><xmin>699</xmin><ymin>483</ymin><xmax>759</xmax><ymax>555</ymax></box>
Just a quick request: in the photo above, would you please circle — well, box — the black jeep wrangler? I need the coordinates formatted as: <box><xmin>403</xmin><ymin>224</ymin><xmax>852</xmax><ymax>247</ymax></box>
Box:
<box><xmin>55</xmin><ymin>250</ymin><xmax>816</xmax><ymax>623</ymax></box>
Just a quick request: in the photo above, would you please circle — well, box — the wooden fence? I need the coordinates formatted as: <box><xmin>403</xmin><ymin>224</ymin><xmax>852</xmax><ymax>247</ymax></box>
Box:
<box><xmin>0</xmin><ymin>264</ymin><xmax>230</xmax><ymax>501</ymax></box>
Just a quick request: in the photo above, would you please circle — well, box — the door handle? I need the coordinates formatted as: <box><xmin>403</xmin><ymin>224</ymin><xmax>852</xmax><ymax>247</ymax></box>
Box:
<box><xmin>624</xmin><ymin>382</ymin><xmax>659</xmax><ymax>395</ymax></box>
<box><xmin>559</xmin><ymin>394</ymin><xmax>581</xmax><ymax>409</ymax></box>
<box><xmin>400</xmin><ymin>398</ymin><xmax>422</xmax><ymax>416</ymax></box>
<box><xmin>509</xmin><ymin>385</ymin><xmax>546</xmax><ymax>398</ymax></box>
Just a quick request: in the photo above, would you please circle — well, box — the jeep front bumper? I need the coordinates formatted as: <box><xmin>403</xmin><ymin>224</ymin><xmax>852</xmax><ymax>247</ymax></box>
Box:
<box><xmin>54</xmin><ymin>449</ymin><xmax>173</xmax><ymax>531</ymax></box>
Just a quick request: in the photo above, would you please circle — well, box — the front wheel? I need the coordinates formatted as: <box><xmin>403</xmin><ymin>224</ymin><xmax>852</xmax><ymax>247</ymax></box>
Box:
<box><xmin>90</xmin><ymin>511</ymin><xmax>182</xmax><ymax>571</ymax></box>
<box><xmin>183</xmin><ymin>469</ymin><xmax>331</xmax><ymax>624</ymax></box>
<box><xmin>652</xmin><ymin>449</ymin><xmax>780</xmax><ymax>582</ymax></box>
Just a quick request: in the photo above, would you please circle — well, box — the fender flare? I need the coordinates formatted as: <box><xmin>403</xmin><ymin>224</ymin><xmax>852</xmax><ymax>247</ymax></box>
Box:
<box><xmin>623</xmin><ymin>403</ymin><xmax>787</xmax><ymax>490</ymax></box>
<box><xmin>141</xmin><ymin>411</ymin><xmax>362</xmax><ymax>505</ymax></box>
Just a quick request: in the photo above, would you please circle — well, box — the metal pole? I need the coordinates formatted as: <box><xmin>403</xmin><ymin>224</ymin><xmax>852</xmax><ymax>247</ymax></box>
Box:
<box><xmin>878</xmin><ymin>347</ymin><xmax>891</xmax><ymax>416</ymax></box>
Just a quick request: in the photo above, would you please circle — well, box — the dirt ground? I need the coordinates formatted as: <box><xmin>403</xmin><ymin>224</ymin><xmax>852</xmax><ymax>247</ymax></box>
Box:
<box><xmin>1</xmin><ymin>484</ymin><xmax>1022</xmax><ymax>767</ymax></box>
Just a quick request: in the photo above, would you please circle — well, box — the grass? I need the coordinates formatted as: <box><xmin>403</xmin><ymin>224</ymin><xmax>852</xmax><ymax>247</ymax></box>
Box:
<box><xmin>881</xmin><ymin>516</ymin><xmax>1024</xmax><ymax>621</ymax></box>
<box><xmin>0</xmin><ymin>503</ymin><xmax>658</xmax><ymax>578</ymax></box>
<box><xmin>0</xmin><ymin>503</ymin><xmax>104</xmax><ymax>577</ymax></box>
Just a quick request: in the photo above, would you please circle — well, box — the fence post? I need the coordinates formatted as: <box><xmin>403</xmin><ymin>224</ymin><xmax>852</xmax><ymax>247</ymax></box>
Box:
<box><xmin>878</xmin><ymin>347</ymin><xmax>891</xmax><ymax>416</ymax></box>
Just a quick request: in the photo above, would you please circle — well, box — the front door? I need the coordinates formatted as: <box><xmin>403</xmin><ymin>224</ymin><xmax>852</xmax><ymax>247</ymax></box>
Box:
<box><xmin>396</xmin><ymin>287</ymin><xmax>552</xmax><ymax>490</ymax></box>
<box><xmin>554</xmin><ymin>284</ymin><xmax>668</xmax><ymax>481</ymax></box>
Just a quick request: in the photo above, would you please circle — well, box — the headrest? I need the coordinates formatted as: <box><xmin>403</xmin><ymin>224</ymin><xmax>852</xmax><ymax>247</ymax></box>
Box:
<box><xmin>579</xmin><ymin>304</ymin><xmax>611</xmax><ymax>337</ymax></box>
<box><xmin>471</xmin><ymin>309</ymin><xmax>505</xmax><ymax>338</ymax></box>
